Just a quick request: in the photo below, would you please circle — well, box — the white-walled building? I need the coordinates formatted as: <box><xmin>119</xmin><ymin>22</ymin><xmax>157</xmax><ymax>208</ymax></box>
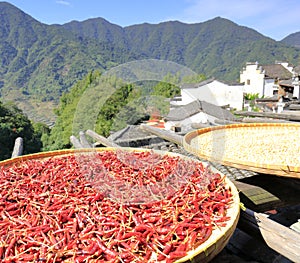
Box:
<box><xmin>165</xmin><ymin>100</ymin><xmax>237</xmax><ymax>132</ymax></box>
<box><xmin>176</xmin><ymin>79</ymin><xmax>244</xmax><ymax>110</ymax></box>
<box><xmin>240</xmin><ymin>61</ymin><xmax>293</xmax><ymax>98</ymax></box>
<box><xmin>169</xmin><ymin>61</ymin><xmax>299</xmax><ymax>118</ymax></box>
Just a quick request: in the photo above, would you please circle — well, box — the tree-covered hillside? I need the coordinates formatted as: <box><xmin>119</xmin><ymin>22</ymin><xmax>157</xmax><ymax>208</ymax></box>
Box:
<box><xmin>0</xmin><ymin>2</ymin><xmax>299</xmax><ymax>125</ymax></box>
<box><xmin>63</xmin><ymin>17</ymin><xmax>300</xmax><ymax>82</ymax></box>
<box><xmin>281</xmin><ymin>32</ymin><xmax>300</xmax><ymax>48</ymax></box>
<box><xmin>42</xmin><ymin>70</ymin><xmax>185</xmax><ymax>151</ymax></box>
<box><xmin>0</xmin><ymin>2</ymin><xmax>138</xmax><ymax>124</ymax></box>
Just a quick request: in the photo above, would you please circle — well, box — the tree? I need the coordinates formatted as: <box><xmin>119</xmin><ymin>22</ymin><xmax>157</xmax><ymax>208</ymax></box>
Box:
<box><xmin>0</xmin><ymin>101</ymin><xmax>42</xmax><ymax>160</ymax></box>
<box><xmin>42</xmin><ymin>71</ymin><xmax>101</xmax><ymax>151</ymax></box>
<box><xmin>182</xmin><ymin>73</ymin><xmax>206</xmax><ymax>84</ymax></box>
<box><xmin>95</xmin><ymin>84</ymin><xmax>135</xmax><ymax>137</ymax></box>
<box><xmin>152</xmin><ymin>81</ymin><xmax>180</xmax><ymax>98</ymax></box>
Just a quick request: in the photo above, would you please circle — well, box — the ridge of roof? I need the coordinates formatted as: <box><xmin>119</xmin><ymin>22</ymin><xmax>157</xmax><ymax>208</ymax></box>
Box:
<box><xmin>165</xmin><ymin>99</ymin><xmax>236</xmax><ymax>121</ymax></box>
<box><xmin>180</xmin><ymin>78</ymin><xmax>215</xmax><ymax>89</ymax></box>
<box><xmin>165</xmin><ymin>100</ymin><xmax>202</xmax><ymax>121</ymax></box>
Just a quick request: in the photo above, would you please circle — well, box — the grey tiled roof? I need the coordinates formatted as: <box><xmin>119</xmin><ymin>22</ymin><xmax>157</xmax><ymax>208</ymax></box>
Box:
<box><xmin>166</xmin><ymin>100</ymin><xmax>202</xmax><ymax>121</ymax></box>
<box><xmin>165</xmin><ymin>100</ymin><xmax>236</xmax><ymax>121</ymax></box>
<box><xmin>180</xmin><ymin>78</ymin><xmax>215</xmax><ymax>89</ymax></box>
<box><xmin>180</xmin><ymin>78</ymin><xmax>241</xmax><ymax>90</ymax></box>
<box><xmin>200</xmin><ymin>100</ymin><xmax>236</xmax><ymax>120</ymax></box>
<box><xmin>108</xmin><ymin>125</ymin><xmax>162</xmax><ymax>147</ymax></box>
<box><xmin>279</xmin><ymin>79</ymin><xmax>294</xmax><ymax>87</ymax></box>
<box><xmin>293</xmin><ymin>65</ymin><xmax>300</xmax><ymax>74</ymax></box>
<box><xmin>261</xmin><ymin>64</ymin><xmax>292</xmax><ymax>79</ymax></box>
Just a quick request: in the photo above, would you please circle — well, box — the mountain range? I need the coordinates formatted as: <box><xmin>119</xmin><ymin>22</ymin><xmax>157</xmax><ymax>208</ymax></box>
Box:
<box><xmin>0</xmin><ymin>1</ymin><xmax>300</xmax><ymax>125</ymax></box>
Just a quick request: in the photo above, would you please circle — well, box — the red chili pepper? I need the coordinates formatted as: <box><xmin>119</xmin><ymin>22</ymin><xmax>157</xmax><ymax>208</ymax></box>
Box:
<box><xmin>0</xmin><ymin>241</ymin><xmax>4</xmax><ymax>259</ymax></box>
<box><xmin>96</xmin><ymin>240</ymin><xmax>117</xmax><ymax>258</ymax></box>
<box><xmin>4</xmin><ymin>237</ymin><xmax>16</xmax><ymax>258</ymax></box>
<box><xmin>0</xmin><ymin>150</ymin><xmax>233</xmax><ymax>261</ymax></box>
<box><xmin>169</xmin><ymin>250</ymin><xmax>188</xmax><ymax>261</ymax></box>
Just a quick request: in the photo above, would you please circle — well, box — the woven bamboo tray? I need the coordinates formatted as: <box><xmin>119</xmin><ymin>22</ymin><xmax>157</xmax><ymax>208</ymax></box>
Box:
<box><xmin>183</xmin><ymin>123</ymin><xmax>300</xmax><ymax>179</ymax></box>
<box><xmin>1</xmin><ymin>148</ymin><xmax>240</xmax><ymax>262</ymax></box>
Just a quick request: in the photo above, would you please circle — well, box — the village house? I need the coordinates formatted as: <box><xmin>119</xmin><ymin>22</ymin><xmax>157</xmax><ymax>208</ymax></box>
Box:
<box><xmin>168</xmin><ymin>61</ymin><xmax>300</xmax><ymax>117</ymax></box>
<box><xmin>173</xmin><ymin>62</ymin><xmax>300</xmax><ymax>116</ymax></box>
<box><xmin>239</xmin><ymin>61</ymin><xmax>299</xmax><ymax>98</ymax></box>
<box><xmin>140</xmin><ymin>61</ymin><xmax>300</xmax><ymax>132</ymax></box>
<box><xmin>174</xmin><ymin>79</ymin><xmax>244</xmax><ymax>111</ymax></box>
<box><xmin>165</xmin><ymin>100</ymin><xmax>237</xmax><ymax>132</ymax></box>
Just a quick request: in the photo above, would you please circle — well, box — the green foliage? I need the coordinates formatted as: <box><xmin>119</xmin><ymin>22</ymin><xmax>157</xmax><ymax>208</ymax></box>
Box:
<box><xmin>243</xmin><ymin>93</ymin><xmax>262</xmax><ymax>112</ymax></box>
<box><xmin>244</xmin><ymin>93</ymin><xmax>260</xmax><ymax>101</ymax></box>
<box><xmin>93</xmin><ymin>80</ymin><xmax>175</xmax><ymax>136</ymax></box>
<box><xmin>113</xmin><ymin>76</ymin><xmax>183</xmax><ymax>132</ymax></box>
<box><xmin>0</xmin><ymin>101</ymin><xmax>42</xmax><ymax>160</ymax></box>
<box><xmin>111</xmin><ymin>92</ymin><xmax>169</xmax><ymax>132</ymax></box>
<box><xmin>43</xmin><ymin>71</ymin><xmax>187</xmax><ymax>150</ymax></box>
<box><xmin>152</xmin><ymin>81</ymin><xmax>180</xmax><ymax>98</ymax></box>
<box><xmin>32</xmin><ymin>122</ymin><xmax>51</xmax><ymax>149</ymax></box>
<box><xmin>112</xmin><ymin>102</ymin><xmax>150</xmax><ymax>132</ymax></box>
<box><xmin>95</xmin><ymin>84</ymin><xmax>134</xmax><ymax>137</ymax></box>
<box><xmin>43</xmin><ymin>71</ymin><xmax>138</xmax><ymax>149</ymax></box>
<box><xmin>42</xmin><ymin>71</ymin><xmax>101</xmax><ymax>150</ymax></box>
<box><xmin>182</xmin><ymin>74</ymin><xmax>206</xmax><ymax>84</ymax></box>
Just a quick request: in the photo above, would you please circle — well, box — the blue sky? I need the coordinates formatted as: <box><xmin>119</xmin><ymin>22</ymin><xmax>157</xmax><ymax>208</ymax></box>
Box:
<box><xmin>3</xmin><ymin>0</ymin><xmax>300</xmax><ymax>40</ymax></box>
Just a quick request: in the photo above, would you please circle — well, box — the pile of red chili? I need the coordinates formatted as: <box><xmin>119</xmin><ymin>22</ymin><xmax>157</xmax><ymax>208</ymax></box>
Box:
<box><xmin>0</xmin><ymin>150</ymin><xmax>233</xmax><ymax>262</ymax></box>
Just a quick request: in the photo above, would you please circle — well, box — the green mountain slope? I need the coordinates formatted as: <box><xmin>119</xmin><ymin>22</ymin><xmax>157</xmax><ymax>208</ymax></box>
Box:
<box><xmin>62</xmin><ymin>18</ymin><xmax>127</xmax><ymax>46</ymax></box>
<box><xmin>105</xmin><ymin>18</ymin><xmax>300</xmax><ymax>80</ymax></box>
<box><xmin>0</xmin><ymin>2</ymin><xmax>299</xmax><ymax>125</ymax></box>
<box><xmin>64</xmin><ymin>16</ymin><xmax>299</xmax><ymax>81</ymax></box>
<box><xmin>0</xmin><ymin>2</ymin><xmax>137</xmax><ymax>124</ymax></box>
<box><xmin>281</xmin><ymin>32</ymin><xmax>300</xmax><ymax>48</ymax></box>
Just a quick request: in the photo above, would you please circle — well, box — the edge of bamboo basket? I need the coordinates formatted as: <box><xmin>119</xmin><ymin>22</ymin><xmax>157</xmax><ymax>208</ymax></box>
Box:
<box><xmin>175</xmin><ymin>174</ymin><xmax>240</xmax><ymax>263</ymax></box>
<box><xmin>183</xmin><ymin>123</ymin><xmax>300</xmax><ymax>178</ymax></box>
<box><xmin>0</xmin><ymin>148</ymin><xmax>87</xmax><ymax>166</ymax></box>
<box><xmin>0</xmin><ymin>148</ymin><xmax>123</xmax><ymax>166</ymax></box>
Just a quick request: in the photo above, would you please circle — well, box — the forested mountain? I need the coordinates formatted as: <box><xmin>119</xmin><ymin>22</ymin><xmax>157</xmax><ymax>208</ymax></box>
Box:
<box><xmin>63</xmin><ymin>17</ymin><xmax>300</xmax><ymax>81</ymax></box>
<box><xmin>0</xmin><ymin>1</ymin><xmax>299</xmax><ymax>125</ymax></box>
<box><xmin>124</xmin><ymin>19</ymin><xmax>299</xmax><ymax>80</ymax></box>
<box><xmin>281</xmin><ymin>32</ymin><xmax>300</xmax><ymax>48</ymax></box>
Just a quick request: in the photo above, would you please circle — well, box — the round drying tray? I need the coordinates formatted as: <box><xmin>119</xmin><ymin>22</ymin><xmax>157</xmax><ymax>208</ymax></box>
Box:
<box><xmin>0</xmin><ymin>148</ymin><xmax>240</xmax><ymax>262</ymax></box>
<box><xmin>183</xmin><ymin>123</ymin><xmax>300</xmax><ymax>178</ymax></box>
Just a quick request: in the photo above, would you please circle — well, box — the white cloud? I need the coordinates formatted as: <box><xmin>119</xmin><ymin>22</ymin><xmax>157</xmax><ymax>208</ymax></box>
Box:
<box><xmin>56</xmin><ymin>0</ymin><xmax>71</xmax><ymax>6</ymax></box>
